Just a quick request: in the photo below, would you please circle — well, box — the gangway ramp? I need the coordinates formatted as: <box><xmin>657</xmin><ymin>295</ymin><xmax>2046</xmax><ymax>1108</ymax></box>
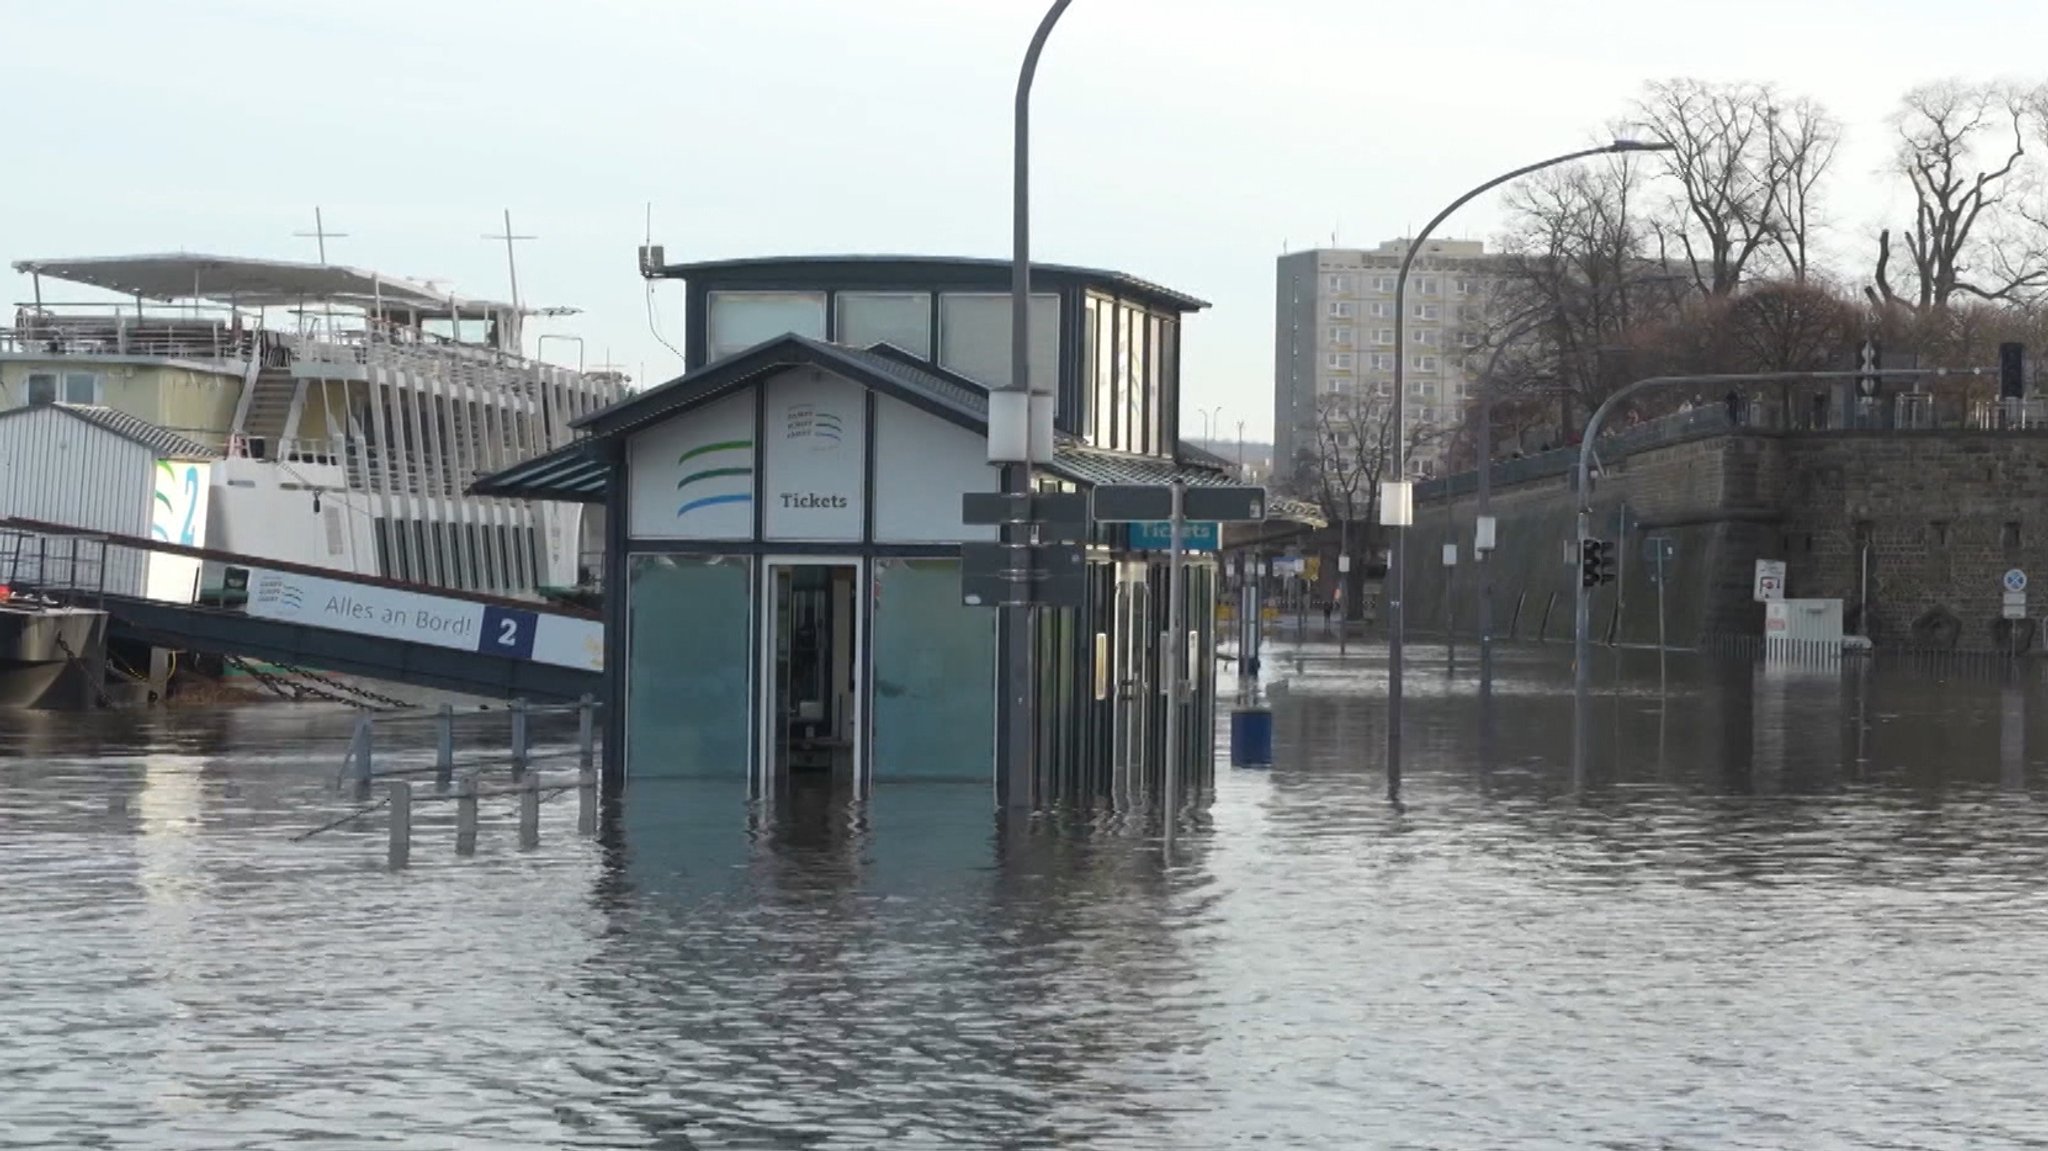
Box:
<box><xmin>0</xmin><ymin>518</ymin><xmax>602</xmax><ymax>702</ymax></box>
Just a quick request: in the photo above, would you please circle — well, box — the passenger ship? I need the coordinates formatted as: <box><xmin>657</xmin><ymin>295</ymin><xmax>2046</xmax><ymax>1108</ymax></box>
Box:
<box><xmin>2</xmin><ymin>253</ymin><xmax>623</xmax><ymax>596</ymax></box>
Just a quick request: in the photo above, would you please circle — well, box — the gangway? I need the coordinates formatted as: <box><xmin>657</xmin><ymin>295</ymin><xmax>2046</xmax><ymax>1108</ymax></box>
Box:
<box><xmin>0</xmin><ymin>518</ymin><xmax>603</xmax><ymax>702</ymax></box>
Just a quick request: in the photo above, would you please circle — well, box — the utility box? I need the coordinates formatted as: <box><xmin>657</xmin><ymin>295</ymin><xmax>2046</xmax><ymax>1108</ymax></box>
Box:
<box><xmin>1765</xmin><ymin>598</ymin><xmax>1843</xmax><ymax>663</ymax></box>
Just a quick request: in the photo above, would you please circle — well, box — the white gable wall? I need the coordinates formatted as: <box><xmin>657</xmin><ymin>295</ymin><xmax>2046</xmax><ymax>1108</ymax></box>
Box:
<box><xmin>872</xmin><ymin>396</ymin><xmax>997</xmax><ymax>544</ymax></box>
<box><xmin>627</xmin><ymin>389</ymin><xmax>756</xmax><ymax>541</ymax></box>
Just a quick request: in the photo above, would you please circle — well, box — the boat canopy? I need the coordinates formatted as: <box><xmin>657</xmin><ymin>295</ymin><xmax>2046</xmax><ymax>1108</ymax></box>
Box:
<box><xmin>11</xmin><ymin>253</ymin><xmax>531</xmax><ymax>317</ymax></box>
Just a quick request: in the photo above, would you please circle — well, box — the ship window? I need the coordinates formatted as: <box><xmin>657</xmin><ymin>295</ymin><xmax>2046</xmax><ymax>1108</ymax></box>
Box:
<box><xmin>25</xmin><ymin>373</ymin><xmax>57</xmax><ymax>405</ymax></box>
<box><xmin>63</xmin><ymin>373</ymin><xmax>100</xmax><ymax>403</ymax></box>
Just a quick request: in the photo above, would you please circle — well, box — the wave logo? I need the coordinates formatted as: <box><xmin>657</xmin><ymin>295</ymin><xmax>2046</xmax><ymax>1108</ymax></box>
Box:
<box><xmin>676</xmin><ymin>439</ymin><xmax>754</xmax><ymax>519</ymax></box>
<box><xmin>784</xmin><ymin>404</ymin><xmax>844</xmax><ymax>452</ymax></box>
<box><xmin>251</xmin><ymin>573</ymin><xmax>304</xmax><ymax>614</ymax></box>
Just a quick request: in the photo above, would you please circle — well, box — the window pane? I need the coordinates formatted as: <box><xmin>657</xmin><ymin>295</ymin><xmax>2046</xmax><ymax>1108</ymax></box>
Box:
<box><xmin>836</xmin><ymin>292</ymin><xmax>931</xmax><ymax>358</ymax></box>
<box><xmin>937</xmin><ymin>293</ymin><xmax>1058</xmax><ymax>392</ymax></box>
<box><xmin>1119</xmin><ymin>306</ymin><xmax>1139</xmax><ymax>453</ymax></box>
<box><xmin>628</xmin><ymin>554</ymin><xmax>752</xmax><ymax>779</ymax></box>
<box><xmin>1092</xmin><ymin>297</ymin><xmax>1114</xmax><ymax>445</ymax></box>
<box><xmin>1146</xmin><ymin>317</ymin><xmax>1163</xmax><ymax>455</ymax></box>
<box><xmin>62</xmin><ymin>373</ymin><xmax>97</xmax><ymax>403</ymax></box>
<box><xmin>707</xmin><ymin>291</ymin><xmax>826</xmax><ymax>360</ymax></box>
<box><xmin>871</xmin><ymin>558</ymin><xmax>994</xmax><ymax>780</ymax></box>
<box><xmin>26</xmin><ymin>374</ymin><xmax>56</xmax><ymax>405</ymax></box>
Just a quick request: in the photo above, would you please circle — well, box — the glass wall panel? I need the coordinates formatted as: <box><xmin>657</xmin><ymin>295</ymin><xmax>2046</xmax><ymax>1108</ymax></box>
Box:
<box><xmin>871</xmin><ymin>558</ymin><xmax>994</xmax><ymax>780</ymax></box>
<box><xmin>1118</xmin><ymin>305</ymin><xmax>1140</xmax><ymax>454</ymax></box>
<box><xmin>627</xmin><ymin>554</ymin><xmax>752</xmax><ymax>779</ymax></box>
<box><xmin>707</xmin><ymin>291</ymin><xmax>827</xmax><ymax>360</ymax></box>
<box><xmin>1146</xmin><ymin>316</ymin><xmax>1164</xmax><ymax>456</ymax></box>
<box><xmin>1091</xmin><ymin>296</ymin><xmax>1115</xmax><ymax>447</ymax></box>
<box><xmin>837</xmin><ymin>292</ymin><xmax>931</xmax><ymax>358</ymax></box>
<box><xmin>937</xmin><ymin>293</ymin><xmax>1059</xmax><ymax>393</ymax></box>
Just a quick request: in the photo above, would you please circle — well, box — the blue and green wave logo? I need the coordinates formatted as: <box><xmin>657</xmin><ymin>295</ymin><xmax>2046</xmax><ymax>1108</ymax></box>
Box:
<box><xmin>784</xmin><ymin>404</ymin><xmax>843</xmax><ymax>450</ymax></box>
<box><xmin>677</xmin><ymin>439</ymin><xmax>753</xmax><ymax>518</ymax></box>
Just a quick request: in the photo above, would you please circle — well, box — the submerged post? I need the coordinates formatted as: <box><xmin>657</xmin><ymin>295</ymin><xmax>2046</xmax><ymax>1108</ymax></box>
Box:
<box><xmin>350</xmin><ymin>714</ymin><xmax>374</xmax><ymax>800</ymax></box>
<box><xmin>455</xmin><ymin>773</ymin><xmax>478</xmax><ymax>856</ymax></box>
<box><xmin>577</xmin><ymin>694</ymin><xmax>595</xmax><ymax>770</ymax></box>
<box><xmin>435</xmin><ymin>703</ymin><xmax>454</xmax><ymax>789</ymax></box>
<box><xmin>509</xmin><ymin>699</ymin><xmax>529</xmax><ymax>775</ymax></box>
<box><xmin>577</xmin><ymin>767</ymin><xmax>597</xmax><ymax>836</ymax></box>
<box><xmin>518</xmin><ymin>771</ymin><xmax>540</xmax><ymax>849</ymax></box>
<box><xmin>387</xmin><ymin>780</ymin><xmax>412</xmax><ymax>869</ymax></box>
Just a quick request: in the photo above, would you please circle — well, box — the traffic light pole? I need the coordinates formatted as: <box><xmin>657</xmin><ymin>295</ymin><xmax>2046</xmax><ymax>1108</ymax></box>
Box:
<box><xmin>1572</xmin><ymin>366</ymin><xmax>1959</xmax><ymax>784</ymax></box>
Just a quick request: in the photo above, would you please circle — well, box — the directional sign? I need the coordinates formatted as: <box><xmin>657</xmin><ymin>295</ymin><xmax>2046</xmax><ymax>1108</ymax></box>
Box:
<box><xmin>1092</xmin><ymin>484</ymin><xmax>1266</xmax><ymax>523</ymax></box>
<box><xmin>2004</xmin><ymin>568</ymin><xmax>2028</xmax><ymax>593</ymax></box>
<box><xmin>1182</xmin><ymin>485</ymin><xmax>1266</xmax><ymax>523</ymax></box>
<box><xmin>1127</xmin><ymin>521</ymin><xmax>1219</xmax><ymax>551</ymax></box>
<box><xmin>961</xmin><ymin>491</ymin><xmax>1089</xmax><ymax>543</ymax></box>
<box><xmin>960</xmin><ymin>541</ymin><xmax>1085</xmax><ymax>608</ymax></box>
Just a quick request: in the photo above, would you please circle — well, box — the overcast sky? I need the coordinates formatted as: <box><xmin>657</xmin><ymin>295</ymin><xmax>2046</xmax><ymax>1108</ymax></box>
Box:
<box><xmin>4</xmin><ymin>0</ymin><xmax>2044</xmax><ymax>439</ymax></box>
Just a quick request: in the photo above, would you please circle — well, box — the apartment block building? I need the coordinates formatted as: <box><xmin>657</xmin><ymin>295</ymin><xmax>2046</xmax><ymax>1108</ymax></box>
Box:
<box><xmin>1273</xmin><ymin>238</ymin><xmax>1500</xmax><ymax>491</ymax></box>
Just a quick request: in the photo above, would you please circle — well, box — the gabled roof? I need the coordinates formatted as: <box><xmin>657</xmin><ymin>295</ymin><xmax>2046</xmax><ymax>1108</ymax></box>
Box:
<box><xmin>653</xmin><ymin>254</ymin><xmax>1210</xmax><ymax>313</ymax></box>
<box><xmin>0</xmin><ymin>404</ymin><xmax>218</xmax><ymax>459</ymax></box>
<box><xmin>474</xmin><ymin>333</ymin><xmax>1243</xmax><ymax>504</ymax></box>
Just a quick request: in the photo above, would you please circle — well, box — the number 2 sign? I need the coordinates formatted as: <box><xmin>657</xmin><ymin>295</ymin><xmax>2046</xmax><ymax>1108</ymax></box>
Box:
<box><xmin>479</xmin><ymin>605</ymin><xmax>539</xmax><ymax>660</ymax></box>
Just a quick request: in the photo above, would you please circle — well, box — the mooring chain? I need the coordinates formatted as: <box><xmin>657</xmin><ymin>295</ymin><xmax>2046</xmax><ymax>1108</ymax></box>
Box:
<box><xmin>272</xmin><ymin>663</ymin><xmax>412</xmax><ymax>710</ymax></box>
<box><xmin>51</xmin><ymin>633</ymin><xmax>114</xmax><ymax>708</ymax></box>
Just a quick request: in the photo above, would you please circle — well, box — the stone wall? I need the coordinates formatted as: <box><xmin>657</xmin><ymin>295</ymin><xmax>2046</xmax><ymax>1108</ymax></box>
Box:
<box><xmin>1404</xmin><ymin>429</ymin><xmax>2048</xmax><ymax>651</ymax></box>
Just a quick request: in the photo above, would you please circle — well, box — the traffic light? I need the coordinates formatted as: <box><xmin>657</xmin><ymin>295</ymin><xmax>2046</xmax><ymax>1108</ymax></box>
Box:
<box><xmin>2000</xmin><ymin>342</ymin><xmax>2026</xmax><ymax>400</ymax></box>
<box><xmin>1579</xmin><ymin>538</ymin><xmax>1616</xmax><ymax>588</ymax></box>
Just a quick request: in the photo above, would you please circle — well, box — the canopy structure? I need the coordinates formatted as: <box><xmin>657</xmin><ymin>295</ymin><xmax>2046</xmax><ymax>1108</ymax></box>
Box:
<box><xmin>11</xmin><ymin>253</ymin><xmax>542</xmax><ymax>317</ymax></box>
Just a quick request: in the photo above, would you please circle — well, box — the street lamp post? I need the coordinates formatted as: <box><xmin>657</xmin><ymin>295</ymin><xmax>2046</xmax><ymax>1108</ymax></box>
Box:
<box><xmin>997</xmin><ymin>0</ymin><xmax>1074</xmax><ymax>810</ymax></box>
<box><xmin>1385</xmin><ymin>138</ymin><xmax>1672</xmax><ymax>802</ymax></box>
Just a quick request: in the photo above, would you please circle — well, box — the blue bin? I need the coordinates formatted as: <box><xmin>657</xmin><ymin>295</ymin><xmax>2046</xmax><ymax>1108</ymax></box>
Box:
<box><xmin>1230</xmin><ymin>706</ymin><xmax>1273</xmax><ymax>768</ymax></box>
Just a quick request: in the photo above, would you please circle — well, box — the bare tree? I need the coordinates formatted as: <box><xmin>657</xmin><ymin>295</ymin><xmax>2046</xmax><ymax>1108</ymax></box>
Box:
<box><xmin>1766</xmin><ymin>95</ymin><xmax>1842</xmax><ymax>283</ymax></box>
<box><xmin>1292</xmin><ymin>392</ymin><xmax>1442</xmax><ymax>617</ymax></box>
<box><xmin>1875</xmin><ymin>80</ymin><xmax>2048</xmax><ymax>310</ymax></box>
<box><xmin>1636</xmin><ymin>79</ymin><xmax>1785</xmax><ymax>295</ymax></box>
<box><xmin>1493</xmin><ymin>153</ymin><xmax>1690</xmax><ymax>437</ymax></box>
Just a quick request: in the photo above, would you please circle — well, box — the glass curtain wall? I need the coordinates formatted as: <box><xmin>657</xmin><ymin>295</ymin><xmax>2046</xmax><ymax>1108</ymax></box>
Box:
<box><xmin>871</xmin><ymin>558</ymin><xmax>994</xmax><ymax>781</ymax></box>
<box><xmin>627</xmin><ymin>554</ymin><xmax>752</xmax><ymax>780</ymax></box>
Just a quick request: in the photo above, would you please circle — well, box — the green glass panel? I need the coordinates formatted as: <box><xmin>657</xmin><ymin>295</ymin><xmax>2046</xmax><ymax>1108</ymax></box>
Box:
<box><xmin>627</xmin><ymin>554</ymin><xmax>751</xmax><ymax>780</ymax></box>
<box><xmin>871</xmin><ymin>558</ymin><xmax>994</xmax><ymax>780</ymax></box>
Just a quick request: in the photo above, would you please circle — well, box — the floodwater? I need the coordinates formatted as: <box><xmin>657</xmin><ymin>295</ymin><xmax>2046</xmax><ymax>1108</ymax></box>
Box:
<box><xmin>5</xmin><ymin>646</ymin><xmax>2048</xmax><ymax>1148</ymax></box>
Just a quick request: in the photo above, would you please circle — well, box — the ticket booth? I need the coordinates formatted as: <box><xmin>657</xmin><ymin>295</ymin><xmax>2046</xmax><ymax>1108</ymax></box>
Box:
<box><xmin>473</xmin><ymin>254</ymin><xmax>1252</xmax><ymax>804</ymax></box>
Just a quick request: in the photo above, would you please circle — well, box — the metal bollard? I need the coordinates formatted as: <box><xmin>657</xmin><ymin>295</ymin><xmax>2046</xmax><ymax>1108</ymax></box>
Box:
<box><xmin>510</xmin><ymin>699</ymin><xmax>529</xmax><ymax>775</ymax></box>
<box><xmin>350</xmin><ymin>714</ymin><xmax>374</xmax><ymax>800</ymax></box>
<box><xmin>388</xmin><ymin>780</ymin><xmax>412</xmax><ymax>870</ymax></box>
<box><xmin>577</xmin><ymin>767</ymin><xmax>597</xmax><ymax>836</ymax></box>
<box><xmin>435</xmin><ymin>703</ymin><xmax>454</xmax><ymax>789</ymax></box>
<box><xmin>455</xmin><ymin>773</ymin><xmax>478</xmax><ymax>857</ymax></box>
<box><xmin>518</xmin><ymin>771</ymin><xmax>540</xmax><ymax>849</ymax></box>
<box><xmin>577</xmin><ymin>694</ymin><xmax>595</xmax><ymax>770</ymax></box>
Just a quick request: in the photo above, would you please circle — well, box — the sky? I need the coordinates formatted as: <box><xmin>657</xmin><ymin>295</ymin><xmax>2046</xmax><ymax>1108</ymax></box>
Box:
<box><xmin>4</xmin><ymin>0</ymin><xmax>2047</xmax><ymax>441</ymax></box>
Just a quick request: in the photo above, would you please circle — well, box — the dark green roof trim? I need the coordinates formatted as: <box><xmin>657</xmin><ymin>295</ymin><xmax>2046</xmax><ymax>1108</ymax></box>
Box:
<box><xmin>652</xmin><ymin>254</ymin><xmax>1210</xmax><ymax>313</ymax></box>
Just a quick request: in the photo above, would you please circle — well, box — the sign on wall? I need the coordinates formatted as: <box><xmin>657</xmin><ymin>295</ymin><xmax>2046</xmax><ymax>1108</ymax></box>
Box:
<box><xmin>1753</xmin><ymin>558</ymin><xmax>1786</xmax><ymax>602</ymax></box>
<box><xmin>243</xmin><ymin>567</ymin><xmax>602</xmax><ymax>671</ymax></box>
<box><xmin>763</xmin><ymin>370</ymin><xmax>865</xmax><ymax>541</ymax></box>
<box><xmin>145</xmin><ymin>458</ymin><xmax>211</xmax><ymax>603</ymax></box>
<box><xmin>627</xmin><ymin>389</ymin><xmax>756</xmax><ymax>541</ymax></box>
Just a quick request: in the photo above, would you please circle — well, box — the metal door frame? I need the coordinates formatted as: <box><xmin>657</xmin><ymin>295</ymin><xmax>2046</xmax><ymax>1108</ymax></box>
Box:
<box><xmin>756</xmin><ymin>555</ymin><xmax>867</xmax><ymax>795</ymax></box>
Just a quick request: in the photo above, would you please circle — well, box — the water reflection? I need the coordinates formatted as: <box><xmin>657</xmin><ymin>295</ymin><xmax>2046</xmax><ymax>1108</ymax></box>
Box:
<box><xmin>4</xmin><ymin>652</ymin><xmax>2048</xmax><ymax>1146</ymax></box>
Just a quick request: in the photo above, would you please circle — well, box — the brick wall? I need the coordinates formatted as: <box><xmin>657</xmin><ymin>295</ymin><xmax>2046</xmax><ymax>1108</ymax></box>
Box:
<box><xmin>1408</xmin><ymin>429</ymin><xmax>2048</xmax><ymax>651</ymax></box>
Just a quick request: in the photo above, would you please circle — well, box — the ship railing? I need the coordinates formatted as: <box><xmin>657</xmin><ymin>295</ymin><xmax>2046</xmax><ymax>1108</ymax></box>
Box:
<box><xmin>3</xmin><ymin>308</ymin><xmax>265</xmax><ymax>364</ymax></box>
